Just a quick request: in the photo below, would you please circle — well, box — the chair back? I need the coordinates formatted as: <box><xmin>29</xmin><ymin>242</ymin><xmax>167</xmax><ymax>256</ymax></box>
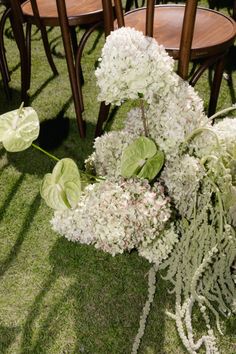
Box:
<box><xmin>101</xmin><ymin>0</ymin><xmax>198</xmax><ymax>80</ymax></box>
<box><xmin>9</xmin><ymin>0</ymin><xmax>45</xmax><ymax>26</ymax></box>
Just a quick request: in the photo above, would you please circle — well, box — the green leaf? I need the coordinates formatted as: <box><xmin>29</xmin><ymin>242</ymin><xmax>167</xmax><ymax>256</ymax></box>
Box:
<box><xmin>40</xmin><ymin>158</ymin><xmax>81</xmax><ymax>210</ymax></box>
<box><xmin>121</xmin><ymin>136</ymin><xmax>157</xmax><ymax>178</ymax></box>
<box><xmin>0</xmin><ymin>105</ymin><xmax>40</xmax><ymax>152</ymax></box>
<box><xmin>138</xmin><ymin>150</ymin><xmax>164</xmax><ymax>181</ymax></box>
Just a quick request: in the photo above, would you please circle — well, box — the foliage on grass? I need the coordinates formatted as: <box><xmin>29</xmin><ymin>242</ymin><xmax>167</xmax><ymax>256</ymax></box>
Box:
<box><xmin>0</xmin><ymin>1</ymin><xmax>235</xmax><ymax>353</ymax></box>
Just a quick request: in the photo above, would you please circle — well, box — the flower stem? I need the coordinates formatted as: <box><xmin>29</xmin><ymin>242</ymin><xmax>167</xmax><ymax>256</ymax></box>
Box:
<box><xmin>184</xmin><ymin>127</ymin><xmax>221</xmax><ymax>150</ymax></box>
<box><xmin>32</xmin><ymin>143</ymin><xmax>60</xmax><ymax>162</ymax></box>
<box><xmin>17</xmin><ymin>102</ymin><xmax>24</xmax><ymax>116</ymax></box>
<box><xmin>140</xmin><ymin>99</ymin><xmax>149</xmax><ymax>137</ymax></box>
<box><xmin>80</xmin><ymin>170</ymin><xmax>105</xmax><ymax>182</ymax></box>
<box><xmin>208</xmin><ymin>104</ymin><xmax>236</xmax><ymax>122</ymax></box>
<box><xmin>32</xmin><ymin>144</ymin><xmax>104</xmax><ymax>182</ymax></box>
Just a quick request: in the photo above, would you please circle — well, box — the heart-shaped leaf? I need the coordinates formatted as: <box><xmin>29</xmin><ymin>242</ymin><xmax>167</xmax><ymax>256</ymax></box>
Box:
<box><xmin>40</xmin><ymin>158</ymin><xmax>81</xmax><ymax>210</ymax></box>
<box><xmin>0</xmin><ymin>104</ymin><xmax>40</xmax><ymax>152</ymax></box>
<box><xmin>138</xmin><ymin>150</ymin><xmax>164</xmax><ymax>181</ymax></box>
<box><xmin>121</xmin><ymin>136</ymin><xmax>157</xmax><ymax>178</ymax></box>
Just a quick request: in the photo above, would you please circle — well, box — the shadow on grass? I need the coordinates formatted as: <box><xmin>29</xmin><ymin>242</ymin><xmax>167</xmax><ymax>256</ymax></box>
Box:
<box><xmin>51</xmin><ymin>35</ymin><xmax>67</xmax><ymax>59</ymax></box>
<box><xmin>0</xmin><ymin>88</ymin><xmax>22</xmax><ymax>115</ymax></box>
<box><xmin>19</xmin><ymin>239</ymin><xmax>96</xmax><ymax>353</ymax></box>
<box><xmin>29</xmin><ymin>74</ymin><xmax>58</xmax><ymax>102</ymax></box>
<box><xmin>9</xmin><ymin>62</ymin><xmax>21</xmax><ymax>76</ymax></box>
<box><xmin>6</xmin><ymin>119</ymin><xmax>95</xmax><ymax>177</ymax></box>
<box><xmin>0</xmin><ymin>174</ymin><xmax>25</xmax><ymax>224</ymax></box>
<box><xmin>19</xmin><ymin>237</ymin><xmax>169</xmax><ymax>353</ymax></box>
<box><xmin>87</xmin><ymin>28</ymin><xmax>103</xmax><ymax>55</ymax></box>
<box><xmin>0</xmin><ymin>325</ymin><xmax>20</xmax><ymax>353</ymax></box>
<box><xmin>20</xmin><ymin>270</ymin><xmax>57</xmax><ymax>354</ymax></box>
<box><xmin>0</xmin><ymin>193</ymin><xmax>41</xmax><ymax>278</ymax></box>
<box><xmin>37</xmin><ymin>99</ymin><xmax>71</xmax><ymax>150</ymax></box>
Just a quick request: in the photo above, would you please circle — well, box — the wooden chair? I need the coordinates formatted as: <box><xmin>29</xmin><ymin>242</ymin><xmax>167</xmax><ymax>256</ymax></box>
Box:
<box><xmin>95</xmin><ymin>0</ymin><xmax>236</xmax><ymax>136</ymax></box>
<box><xmin>55</xmin><ymin>0</ymin><xmax>107</xmax><ymax>139</ymax></box>
<box><xmin>0</xmin><ymin>0</ymin><xmax>11</xmax><ymax>98</ymax></box>
<box><xmin>7</xmin><ymin>0</ymin><xmax>58</xmax><ymax>109</ymax></box>
<box><xmin>208</xmin><ymin>0</ymin><xmax>236</xmax><ymax>20</ymax></box>
<box><xmin>9</xmin><ymin>0</ymin><xmax>105</xmax><ymax>138</ymax></box>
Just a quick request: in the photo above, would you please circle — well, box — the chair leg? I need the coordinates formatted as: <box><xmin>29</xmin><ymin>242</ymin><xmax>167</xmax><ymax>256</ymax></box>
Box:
<box><xmin>208</xmin><ymin>55</ymin><xmax>225</xmax><ymax>117</ymax></box>
<box><xmin>9</xmin><ymin>12</ymin><xmax>29</xmax><ymax>102</ymax></box>
<box><xmin>0</xmin><ymin>55</ymin><xmax>10</xmax><ymax>99</ymax></box>
<box><xmin>70</xmin><ymin>26</ymin><xmax>78</xmax><ymax>57</ymax></box>
<box><xmin>39</xmin><ymin>25</ymin><xmax>58</xmax><ymax>76</ymax></box>
<box><xmin>56</xmin><ymin>0</ymin><xmax>85</xmax><ymax>138</ymax></box>
<box><xmin>70</xmin><ymin>26</ymin><xmax>84</xmax><ymax>85</ymax></box>
<box><xmin>26</xmin><ymin>22</ymin><xmax>32</xmax><ymax>91</ymax></box>
<box><xmin>0</xmin><ymin>7</ymin><xmax>11</xmax><ymax>99</ymax></box>
<box><xmin>95</xmin><ymin>102</ymin><xmax>110</xmax><ymax>137</ymax></box>
<box><xmin>75</xmin><ymin>22</ymin><xmax>103</xmax><ymax>137</ymax></box>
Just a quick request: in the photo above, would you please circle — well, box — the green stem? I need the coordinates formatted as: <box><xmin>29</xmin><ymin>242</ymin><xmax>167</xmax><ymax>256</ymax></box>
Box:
<box><xmin>140</xmin><ymin>99</ymin><xmax>149</xmax><ymax>137</ymax></box>
<box><xmin>32</xmin><ymin>143</ymin><xmax>60</xmax><ymax>162</ymax></box>
<box><xmin>80</xmin><ymin>170</ymin><xmax>105</xmax><ymax>182</ymax></box>
<box><xmin>32</xmin><ymin>144</ymin><xmax>104</xmax><ymax>183</ymax></box>
<box><xmin>208</xmin><ymin>104</ymin><xmax>236</xmax><ymax>122</ymax></box>
<box><xmin>183</xmin><ymin>127</ymin><xmax>221</xmax><ymax>150</ymax></box>
<box><xmin>17</xmin><ymin>102</ymin><xmax>24</xmax><ymax>116</ymax></box>
<box><xmin>200</xmin><ymin>154</ymin><xmax>218</xmax><ymax>166</ymax></box>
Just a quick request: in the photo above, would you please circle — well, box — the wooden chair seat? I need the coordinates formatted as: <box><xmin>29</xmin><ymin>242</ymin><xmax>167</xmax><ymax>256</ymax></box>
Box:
<box><xmin>21</xmin><ymin>0</ymin><xmax>104</xmax><ymax>26</ymax></box>
<box><xmin>95</xmin><ymin>0</ymin><xmax>236</xmax><ymax>137</ymax></box>
<box><xmin>123</xmin><ymin>5</ymin><xmax>236</xmax><ymax>60</ymax></box>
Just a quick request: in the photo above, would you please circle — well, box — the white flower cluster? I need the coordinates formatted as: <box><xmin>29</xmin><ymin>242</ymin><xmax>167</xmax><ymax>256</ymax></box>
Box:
<box><xmin>123</xmin><ymin>78</ymin><xmax>208</xmax><ymax>159</ymax></box>
<box><xmin>192</xmin><ymin>117</ymin><xmax>236</xmax><ymax>160</ymax></box>
<box><xmin>52</xmin><ymin>178</ymin><xmax>171</xmax><ymax>256</ymax></box>
<box><xmin>138</xmin><ymin>223</ymin><xmax>179</xmax><ymax>265</ymax></box>
<box><xmin>51</xmin><ymin>27</ymin><xmax>235</xmax><ymax>354</ymax></box>
<box><xmin>95</xmin><ymin>27</ymin><xmax>175</xmax><ymax>105</ymax></box>
<box><xmin>162</xmin><ymin>155</ymin><xmax>205</xmax><ymax>218</ymax></box>
<box><xmin>85</xmin><ymin>130</ymin><xmax>137</xmax><ymax>178</ymax></box>
<box><xmin>124</xmin><ymin>108</ymin><xmax>144</xmax><ymax>136</ymax></box>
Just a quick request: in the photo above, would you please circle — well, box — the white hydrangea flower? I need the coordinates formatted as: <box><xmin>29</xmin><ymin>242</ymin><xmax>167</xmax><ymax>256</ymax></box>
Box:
<box><xmin>121</xmin><ymin>76</ymin><xmax>208</xmax><ymax>160</ymax></box>
<box><xmin>162</xmin><ymin>155</ymin><xmax>205</xmax><ymax>218</ymax></box>
<box><xmin>138</xmin><ymin>223</ymin><xmax>179</xmax><ymax>265</ymax></box>
<box><xmin>51</xmin><ymin>178</ymin><xmax>171</xmax><ymax>256</ymax></box>
<box><xmin>124</xmin><ymin>108</ymin><xmax>145</xmax><ymax>135</ymax></box>
<box><xmin>147</xmin><ymin>78</ymin><xmax>208</xmax><ymax>159</ymax></box>
<box><xmin>192</xmin><ymin>117</ymin><xmax>236</xmax><ymax>159</ymax></box>
<box><xmin>85</xmin><ymin>130</ymin><xmax>138</xmax><ymax>178</ymax></box>
<box><xmin>95</xmin><ymin>27</ymin><xmax>174</xmax><ymax>105</ymax></box>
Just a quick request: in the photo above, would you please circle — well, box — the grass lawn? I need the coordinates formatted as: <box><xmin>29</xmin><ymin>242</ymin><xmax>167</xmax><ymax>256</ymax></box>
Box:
<box><xmin>0</xmin><ymin>1</ymin><xmax>236</xmax><ymax>353</ymax></box>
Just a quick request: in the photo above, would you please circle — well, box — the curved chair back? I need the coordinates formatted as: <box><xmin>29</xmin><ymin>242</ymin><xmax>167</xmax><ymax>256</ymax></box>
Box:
<box><xmin>101</xmin><ymin>0</ymin><xmax>198</xmax><ymax>80</ymax></box>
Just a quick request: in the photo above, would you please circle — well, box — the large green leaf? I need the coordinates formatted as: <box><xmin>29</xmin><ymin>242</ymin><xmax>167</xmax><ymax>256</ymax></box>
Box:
<box><xmin>40</xmin><ymin>158</ymin><xmax>81</xmax><ymax>210</ymax></box>
<box><xmin>121</xmin><ymin>136</ymin><xmax>164</xmax><ymax>181</ymax></box>
<box><xmin>138</xmin><ymin>150</ymin><xmax>164</xmax><ymax>181</ymax></box>
<box><xmin>121</xmin><ymin>137</ymin><xmax>157</xmax><ymax>178</ymax></box>
<box><xmin>0</xmin><ymin>104</ymin><xmax>39</xmax><ymax>152</ymax></box>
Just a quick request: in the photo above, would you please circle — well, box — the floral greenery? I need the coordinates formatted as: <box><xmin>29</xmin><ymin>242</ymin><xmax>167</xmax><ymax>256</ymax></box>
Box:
<box><xmin>0</xmin><ymin>2</ymin><xmax>235</xmax><ymax>354</ymax></box>
<box><xmin>0</xmin><ymin>25</ymin><xmax>234</xmax><ymax>354</ymax></box>
<box><xmin>50</xmin><ymin>28</ymin><xmax>236</xmax><ymax>354</ymax></box>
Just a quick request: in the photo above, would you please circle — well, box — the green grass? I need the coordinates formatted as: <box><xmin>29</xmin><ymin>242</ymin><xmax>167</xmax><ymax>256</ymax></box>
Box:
<box><xmin>0</xmin><ymin>2</ymin><xmax>236</xmax><ymax>353</ymax></box>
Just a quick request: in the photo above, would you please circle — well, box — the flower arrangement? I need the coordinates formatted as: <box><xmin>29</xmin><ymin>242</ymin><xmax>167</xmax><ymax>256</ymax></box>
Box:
<box><xmin>0</xmin><ymin>27</ymin><xmax>235</xmax><ymax>354</ymax></box>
